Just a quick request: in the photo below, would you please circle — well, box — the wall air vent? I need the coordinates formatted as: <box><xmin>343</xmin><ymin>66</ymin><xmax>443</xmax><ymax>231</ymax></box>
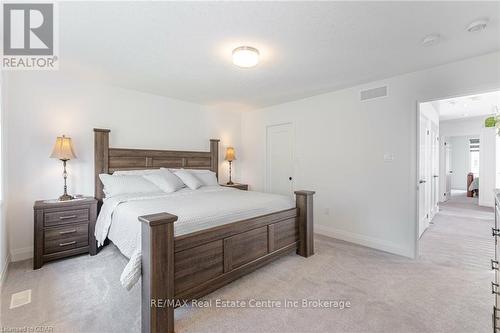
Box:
<box><xmin>360</xmin><ymin>86</ymin><xmax>387</xmax><ymax>101</ymax></box>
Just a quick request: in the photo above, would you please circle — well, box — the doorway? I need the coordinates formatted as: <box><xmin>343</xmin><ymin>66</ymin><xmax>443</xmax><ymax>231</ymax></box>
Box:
<box><xmin>266</xmin><ymin>123</ymin><xmax>294</xmax><ymax>196</ymax></box>
<box><xmin>417</xmin><ymin>90</ymin><xmax>499</xmax><ymax>247</ymax></box>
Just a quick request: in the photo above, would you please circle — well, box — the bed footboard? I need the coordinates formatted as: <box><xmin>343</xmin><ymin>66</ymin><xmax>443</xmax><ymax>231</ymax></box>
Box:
<box><xmin>139</xmin><ymin>190</ymin><xmax>315</xmax><ymax>333</ymax></box>
<box><xmin>139</xmin><ymin>213</ymin><xmax>178</xmax><ymax>333</ymax></box>
<box><xmin>295</xmin><ymin>190</ymin><xmax>315</xmax><ymax>257</ymax></box>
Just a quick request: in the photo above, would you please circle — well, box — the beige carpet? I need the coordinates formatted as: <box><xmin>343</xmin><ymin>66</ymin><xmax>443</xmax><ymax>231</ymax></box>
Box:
<box><xmin>1</xmin><ymin>193</ymin><xmax>494</xmax><ymax>333</ymax></box>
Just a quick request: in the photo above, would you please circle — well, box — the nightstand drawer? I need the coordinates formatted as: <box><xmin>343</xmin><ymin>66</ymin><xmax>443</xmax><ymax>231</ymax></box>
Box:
<box><xmin>44</xmin><ymin>208</ymin><xmax>89</xmax><ymax>227</ymax></box>
<box><xmin>44</xmin><ymin>233</ymin><xmax>88</xmax><ymax>254</ymax></box>
<box><xmin>44</xmin><ymin>223</ymin><xmax>88</xmax><ymax>242</ymax></box>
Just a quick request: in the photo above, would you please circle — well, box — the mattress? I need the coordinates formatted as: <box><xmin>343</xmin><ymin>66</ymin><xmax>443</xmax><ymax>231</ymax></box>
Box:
<box><xmin>94</xmin><ymin>186</ymin><xmax>294</xmax><ymax>289</ymax></box>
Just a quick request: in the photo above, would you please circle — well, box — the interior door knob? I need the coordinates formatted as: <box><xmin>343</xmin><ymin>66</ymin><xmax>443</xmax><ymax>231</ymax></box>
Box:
<box><xmin>289</xmin><ymin>177</ymin><xmax>292</xmax><ymax>181</ymax></box>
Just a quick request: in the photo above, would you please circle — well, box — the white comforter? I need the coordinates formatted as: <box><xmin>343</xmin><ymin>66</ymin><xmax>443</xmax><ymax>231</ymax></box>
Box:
<box><xmin>94</xmin><ymin>186</ymin><xmax>294</xmax><ymax>290</ymax></box>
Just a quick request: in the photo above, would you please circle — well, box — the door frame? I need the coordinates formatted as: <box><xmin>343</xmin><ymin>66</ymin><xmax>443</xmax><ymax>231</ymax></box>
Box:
<box><xmin>414</xmin><ymin>86</ymin><xmax>500</xmax><ymax>258</ymax></box>
<box><xmin>265</xmin><ymin>122</ymin><xmax>295</xmax><ymax>194</ymax></box>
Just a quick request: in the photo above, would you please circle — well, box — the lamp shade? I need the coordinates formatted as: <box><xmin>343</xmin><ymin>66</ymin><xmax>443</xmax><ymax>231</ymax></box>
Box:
<box><xmin>224</xmin><ymin>147</ymin><xmax>236</xmax><ymax>161</ymax></box>
<box><xmin>50</xmin><ymin>135</ymin><xmax>76</xmax><ymax>161</ymax></box>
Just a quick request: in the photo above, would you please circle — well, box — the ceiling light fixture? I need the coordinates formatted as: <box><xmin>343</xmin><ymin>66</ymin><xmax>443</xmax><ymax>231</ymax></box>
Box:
<box><xmin>232</xmin><ymin>46</ymin><xmax>259</xmax><ymax>68</ymax></box>
<box><xmin>467</xmin><ymin>18</ymin><xmax>488</xmax><ymax>32</ymax></box>
<box><xmin>421</xmin><ymin>34</ymin><xmax>441</xmax><ymax>47</ymax></box>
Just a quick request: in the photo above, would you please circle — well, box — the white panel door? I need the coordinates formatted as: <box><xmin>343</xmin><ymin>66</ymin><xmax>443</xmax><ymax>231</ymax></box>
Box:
<box><xmin>418</xmin><ymin>114</ymin><xmax>430</xmax><ymax>238</ymax></box>
<box><xmin>266</xmin><ymin>123</ymin><xmax>294</xmax><ymax>196</ymax></box>
<box><xmin>445</xmin><ymin>141</ymin><xmax>452</xmax><ymax>201</ymax></box>
<box><xmin>430</xmin><ymin>122</ymin><xmax>439</xmax><ymax>217</ymax></box>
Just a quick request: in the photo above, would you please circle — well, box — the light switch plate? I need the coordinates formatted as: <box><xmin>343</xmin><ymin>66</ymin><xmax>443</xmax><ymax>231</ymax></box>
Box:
<box><xmin>383</xmin><ymin>153</ymin><xmax>395</xmax><ymax>162</ymax></box>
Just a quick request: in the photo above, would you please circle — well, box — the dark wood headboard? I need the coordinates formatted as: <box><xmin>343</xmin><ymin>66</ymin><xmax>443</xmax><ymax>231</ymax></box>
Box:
<box><xmin>94</xmin><ymin>128</ymin><xmax>220</xmax><ymax>202</ymax></box>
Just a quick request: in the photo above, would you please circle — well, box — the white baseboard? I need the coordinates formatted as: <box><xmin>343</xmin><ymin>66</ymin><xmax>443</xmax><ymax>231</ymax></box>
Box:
<box><xmin>0</xmin><ymin>253</ymin><xmax>10</xmax><ymax>289</ymax></box>
<box><xmin>10</xmin><ymin>247</ymin><xmax>33</xmax><ymax>262</ymax></box>
<box><xmin>315</xmin><ymin>224</ymin><xmax>413</xmax><ymax>258</ymax></box>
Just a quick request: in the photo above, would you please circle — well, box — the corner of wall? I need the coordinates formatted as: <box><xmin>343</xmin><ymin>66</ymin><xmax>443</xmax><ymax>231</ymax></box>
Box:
<box><xmin>315</xmin><ymin>224</ymin><xmax>414</xmax><ymax>259</ymax></box>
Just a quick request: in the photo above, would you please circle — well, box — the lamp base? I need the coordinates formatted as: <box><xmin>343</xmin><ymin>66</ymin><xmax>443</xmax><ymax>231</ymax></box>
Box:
<box><xmin>58</xmin><ymin>194</ymin><xmax>74</xmax><ymax>201</ymax></box>
<box><xmin>226</xmin><ymin>181</ymin><xmax>234</xmax><ymax>185</ymax></box>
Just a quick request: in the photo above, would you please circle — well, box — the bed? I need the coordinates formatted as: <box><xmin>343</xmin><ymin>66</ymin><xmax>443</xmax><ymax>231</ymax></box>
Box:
<box><xmin>468</xmin><ymin>176</ymin><xmax>479</xmax><ymax>197</ymax></box>
<box><xmin>92</xmin><ymin>128</ymin><xmax>315</xmax><ymax>333</ymax></box>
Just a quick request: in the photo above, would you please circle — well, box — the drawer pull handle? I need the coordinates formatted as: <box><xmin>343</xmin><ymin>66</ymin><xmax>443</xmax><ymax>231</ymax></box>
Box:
<box><xmin>492</xmin><ymin>282</ymin><xmax>500</xmax><ymax>295</ymax></box>
<box><xmin>493</xmin><ymin>259</ymin><xmax>499</xmax><ymax>271</ymax></box>
<box><xmin>59</xmin><ymin>215</ymin><xmax>77</xmax><ymax>220</ymax></box>
<box><xmin>59</xmin><ymin>241</ymin><xmax>77</xmax><ymax>247</ymax></box>
<box><xmin>492</xmin><ymin>228</ymin><xmax>500</xmax><ymax>237</ymax></box>
<box><xmin>59</xmin><ymin>229</ymin><xmax>77</xmax><ymax>235</ymax></box>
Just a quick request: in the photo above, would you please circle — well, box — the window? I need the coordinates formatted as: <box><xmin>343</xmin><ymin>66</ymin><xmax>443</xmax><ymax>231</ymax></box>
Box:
<box><xmin>469</xmin><ymin>138</ymin><xmax>480</xmax><ymax>176</ymax></box>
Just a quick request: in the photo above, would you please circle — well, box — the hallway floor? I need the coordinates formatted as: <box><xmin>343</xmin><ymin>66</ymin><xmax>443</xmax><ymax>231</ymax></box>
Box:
<box><xmin>1</xmin><ymin>193</ymin><xmax>495</xmax><ymax>333</ymax></box>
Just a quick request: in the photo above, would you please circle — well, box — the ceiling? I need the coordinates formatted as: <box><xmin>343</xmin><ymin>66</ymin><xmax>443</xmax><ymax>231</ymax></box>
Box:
<box><xmin>60</xmin><ymin>2</ymin><xmax>500</xmax><ymax>111</ymax></box>
<box><xmin>432</xmin><ymin>90</ymin><xmax>500</xmax><ymax>121</ymax></box>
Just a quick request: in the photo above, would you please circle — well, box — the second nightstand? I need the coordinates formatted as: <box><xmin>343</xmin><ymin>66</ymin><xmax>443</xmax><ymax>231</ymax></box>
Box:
<box><xmin>220</xmin><ymin>183</ymin><xmax>248</xmax><ymax>191</ymax></box>
<box><xmin>33</xmin><ymin>197</ymin><xmax>97</xmax><ymax>269</ymax></box>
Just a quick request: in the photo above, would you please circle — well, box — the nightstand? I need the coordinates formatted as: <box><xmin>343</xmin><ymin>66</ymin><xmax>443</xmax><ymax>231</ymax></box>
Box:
<box><xmin>220</xmin><ymin>183</ymin><xmax>248</xmax><ymax>191</ymax></box>
<box><xmin>33</xmin><ymin>197</ymin><xmax>97</xmax><ymax>269</ymax></box>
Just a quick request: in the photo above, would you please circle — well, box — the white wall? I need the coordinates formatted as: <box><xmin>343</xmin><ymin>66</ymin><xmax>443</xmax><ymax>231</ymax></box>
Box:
<box><xmin>4</xmin><ymin>71</ymin><xmax>242</xmax><ymax>261</ymax></box>
<box><xmin>497</xmin><ymin>134</ymin><xmax>500</xmax><ymax>189</ymax></box>
<box><xmin>439</xmin><ymin>116</ymin><xmax>484</xmax><ymax>200</ymax></box>
<box><xmin>449</xmin><ymin>136</ymin><xmax>471</xmax><ymax>191</ymax></box>
<box><xmin>440</xmin><ymin>116</ymin><xmax>485</xmax><ymax>137</ymax></box>
<box><xmin>241</xmin><ymin>51</ymin><xmax>500</xmax><ymax>258</ymax></box>
<box><xmin>479</xmin><ymin>127</ymin><xmax>497</xmax><ymax>207</ymax></box>
<box><xmin>0</xmin><ymin>75</ymin><xmax>9</xmax><ymax>285</ymax></box>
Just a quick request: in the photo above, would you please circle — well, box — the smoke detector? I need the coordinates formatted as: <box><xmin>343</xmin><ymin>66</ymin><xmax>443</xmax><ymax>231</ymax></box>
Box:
<box><xmin>467</xmin><ymin>19</ymin><xmax>488</xmax><ymax>32</ymax></box>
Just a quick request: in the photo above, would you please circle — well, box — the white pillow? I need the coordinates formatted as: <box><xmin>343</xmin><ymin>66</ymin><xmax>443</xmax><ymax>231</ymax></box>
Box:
<box><xmin>113</xmin><ymin>169</ymin><xmax>161</xmax><ymax>176</ymax></box>
<box><xmin>174</xmin><ymin>170</ymin><xmax>203</xmax><ymax>190</ymax></box>
<box><xmin>143</xmin><ymin>170</ymin><xmax>185</xmax><ymax>193</ymax></box>
<box><xmin>99</xmin><ymin>174</ymin><xmax>161</xmax><ymax>197</ymax></box>
<box><xmin>163</xmin><ymin>168</ymin><xmax>219</xmax><ymax>186</ymax></box>
<box><xmin>192</xmin><ymin>170</ymin><xmax>219</xmax><ymax>186</ymax></box>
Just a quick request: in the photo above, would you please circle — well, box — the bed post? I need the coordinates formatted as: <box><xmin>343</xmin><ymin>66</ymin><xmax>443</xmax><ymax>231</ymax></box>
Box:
<box><xmin>139</xmin><ymin>212</ymin><xmax>178</xmax><ymax>333</ymax></box>
<box><xmin>295</xmin><ymin>190</ymin><xmax>315</xmax><ymax>257</ymax></box>
<box><xmin>94</xmin><ymin>128</ymin><xmax>110</xmax><ymax>203</ymax></box>
<box><xmin>210</xmin><ymin>139</ymin><xmax>220</xmax><ymax>179</ymax></box>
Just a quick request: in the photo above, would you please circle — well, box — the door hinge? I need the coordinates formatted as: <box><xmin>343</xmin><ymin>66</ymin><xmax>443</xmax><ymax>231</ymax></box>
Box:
<box><xmin>493</xmin><ymin>228</ymin><xmax>500</xmax><ymax>237</ymax></box>
<box><xmin>492</xmin><ymin>259</ymin><xmax>499</xmax><ymax>271</ymax></box>
<box><xmin>492</xmin><ymin>282</ymin><xmax>500</xmax><ymax>295</ymax></box>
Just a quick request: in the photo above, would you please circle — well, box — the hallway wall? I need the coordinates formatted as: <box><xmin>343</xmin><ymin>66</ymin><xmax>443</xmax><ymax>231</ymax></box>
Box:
<box><xmin>449</xmin><ymin>136</ymin><xmax>471</xmax><ymax>191</ymax></box>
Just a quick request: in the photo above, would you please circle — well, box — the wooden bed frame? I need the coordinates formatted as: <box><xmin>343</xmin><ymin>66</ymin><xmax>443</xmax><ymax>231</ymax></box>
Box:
<box><xmin>93</xmin><ymin>128</ymin><xmax>315</xmax><ymax>333</ymax></box>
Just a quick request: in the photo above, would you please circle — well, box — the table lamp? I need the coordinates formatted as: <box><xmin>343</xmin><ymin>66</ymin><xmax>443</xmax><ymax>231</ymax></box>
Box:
<box><xmin>224</xmin><ymin>147</ymin><xmax>236</xmax><ymax>185</ymax></box>
<box><xmin>50</xmin><ymin>135</ymin><xmax>77</xmax><ymax>201</ymax></box>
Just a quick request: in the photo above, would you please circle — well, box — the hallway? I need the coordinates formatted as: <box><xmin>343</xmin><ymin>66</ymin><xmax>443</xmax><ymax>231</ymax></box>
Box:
<box><xmin>418</xmin><ymin>191</ymin><xmax>494</xmax><ymax>332</ymax></box>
